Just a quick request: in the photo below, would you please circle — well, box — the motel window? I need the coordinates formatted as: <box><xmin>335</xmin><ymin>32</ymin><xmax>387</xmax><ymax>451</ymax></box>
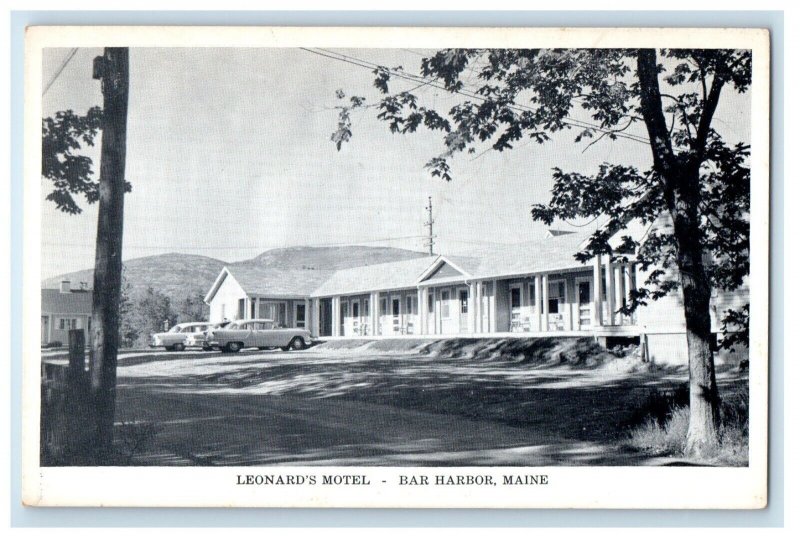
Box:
<box><xmin>392</xmin><ymin>298</ymin><xmax>401</xmax><ymax>317</ymax></box>
<box><xmin>352</xmin><ymin>301</ymin><xmax>360</xmax><ymax>318</ymax></box>
<box><xmin>529</xmin><ymin>283</ymin><xmax>537</xmax><ymax>308</ymax></box>
<box><xmin>279</xmin><ymin>303</ymin><xmax>287</xmax><ymax>327</ymax></box>
<box><xmin>363</xmin><ymin>299</ymin><xmax>370</xmax><ymax>316</ymax></box>
<box><xmin>380</xmin><ymin>297</ymin><xmax>388</xmax><ymax>316</ymax></box>
<box><xmin>296</xmin><ymin>304</ymin><xmax>306</xmax><ymax>328</ymax></box>
<box><xmin>427</xmin><ymin>292</ymin><xmax>434</xmax><ymax>314</ymax></box>
<box><xmin>237</xmin><ymin>299</ymin><xmax>245</xmax><ymax>320</ymax></box>
<box><xmin>441</xmin><ymin>290</ymin><xmax>451</xmax><ymax>318</ymax></box>
<box><xmin>406</xmin><ymin>296</ymin><xmax>418</xmax><ymax>315</ymax></box>
<box><xmin>250</xmin><ymin>300</ymin><xmax>256</xmax><ymax>319</ymax></box>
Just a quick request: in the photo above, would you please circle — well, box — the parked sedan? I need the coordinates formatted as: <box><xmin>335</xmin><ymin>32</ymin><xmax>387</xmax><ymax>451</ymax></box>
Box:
<box><xmin>206</xmin><ymin>319</ymin><xmax>313</xmax><ymax>353</ymax></box>
<box><xmin>186</xmin><ymin>321</ymin><xmax>230</xmax><ymax>351</ymax></box>
<box><xmin>150</xmin><ymin>322</ymin><xmax>213</xmax><ymax>351</ymax></box>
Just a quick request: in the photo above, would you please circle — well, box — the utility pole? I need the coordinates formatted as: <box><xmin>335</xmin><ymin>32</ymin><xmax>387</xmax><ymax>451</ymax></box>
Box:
<box><xmin>89</xmin><ymin>48</ymin><xmax>129</xmax><ymax>461</ymax></box>
<box><xmin>424</xmin><ymin>196</ymin><xmax>435</xmax><ymax>255</ymax></box>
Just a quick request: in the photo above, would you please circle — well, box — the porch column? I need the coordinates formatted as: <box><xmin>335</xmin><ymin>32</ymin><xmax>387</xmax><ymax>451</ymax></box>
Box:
<box><xmin>417</xmin><ymin>287</ymin><xmax>426</xmax><ymax>335</ymax></box>
<box><xmin>370</xmin><ymin>292</ymin><xmax>379</xmax><ymax>336</ymax></box>
<box><xmin>541</xmin><ymin>274</ymin><xmax>549</xmax><ymax>332</ymax></box>
<box><xmin>603</xmin><ymin>255</ymin><xmax>616</xmax><ymax>326</ymax></box>
<box><xmin>593</xmin><ymin>255</ymin><xmax>603</xmax><ymax>326</ymax></box>
<box><xmin>468</xmin><ymin>282</ymin><xmax>477</xmax><ymax>334</ymax></box>
<box><xmin>614</xmin><ymin>264</ymin><xmax>625</xmax><ymax>325</ymax></box>
<box><xmin>564</xmin><ymin>276</ymin><xmax>574</xmax><ymax>331</ymax></box>
<box><xmin>534</xmin><ymin>275</ymin><xmax>542</xmax><ymax>332</ymax></box>
<box><xmin>332</xmin><ymin>296</ymin><xmax>341</xmax><ymax>337</ymax></box>
<box><xmin>304</xmin><ymin>298</ymin><xmax>311</xmax><ymax>330</ymax></box>
<box><xmin>310</xmin><ymin>298</ymin><xmax>319</xmax><ymax>337</ymax></box>
<box><xmin>489</xmin><ymin>280</ymin><xmax>497</xmax><ymax>332</ymax></box>
<box><xmin>624</xmin><ymin>264</ymin><xmax>636</xmax><ymax>324</ymax></box>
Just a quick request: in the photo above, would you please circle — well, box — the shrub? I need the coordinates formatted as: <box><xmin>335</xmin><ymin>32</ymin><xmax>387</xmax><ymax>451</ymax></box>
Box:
<box><xmin>43</xmin><ymin>341</ymin><xmax>63</xmax><ymax>349</ymax></box>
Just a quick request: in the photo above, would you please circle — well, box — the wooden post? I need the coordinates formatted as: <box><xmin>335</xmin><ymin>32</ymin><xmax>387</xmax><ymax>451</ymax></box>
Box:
<box><xmin>89</xmin><ymin>48</ymin><xmax>129</xmax><ymax>461</ymax></box>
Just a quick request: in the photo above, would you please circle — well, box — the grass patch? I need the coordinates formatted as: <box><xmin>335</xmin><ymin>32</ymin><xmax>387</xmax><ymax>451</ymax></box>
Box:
<box><xmin>627</xmin><ymin>383</ymin><xmax>749</xmax><ymax>466</ymax></box>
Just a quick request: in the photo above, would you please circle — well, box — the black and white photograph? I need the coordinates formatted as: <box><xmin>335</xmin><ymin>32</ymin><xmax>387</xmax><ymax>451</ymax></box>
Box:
<box><xmin>22</xmin><ymin>26</ymin><xmax>769</xmax><ymax>508</ymax></box>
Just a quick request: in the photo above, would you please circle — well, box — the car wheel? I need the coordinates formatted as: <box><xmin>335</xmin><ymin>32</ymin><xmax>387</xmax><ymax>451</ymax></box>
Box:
<box><xmin>174</xmin><ymin>343</ymin><xmax>185</xmax><ymax>352</ymax></box>
<box><xmin>289</xmin><ymin>337</ymin><xmax>305</xmax><ymax>351</ymax></box>
<box><xmin>225</xmin><ymin>342</ymin><xmax>242</xmax><ymax>353</ymax></box>
<box><xmin>166</xmin><ymin>345</ymin><xmax>176</xmax><ymax>352</ymax></box>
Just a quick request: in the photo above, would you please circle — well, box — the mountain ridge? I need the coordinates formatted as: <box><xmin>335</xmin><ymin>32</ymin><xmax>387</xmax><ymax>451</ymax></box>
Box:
<box><xmin>42</xmin><ymin>245</ymin><xmax>430</xmax><ymax>305</ymax></box>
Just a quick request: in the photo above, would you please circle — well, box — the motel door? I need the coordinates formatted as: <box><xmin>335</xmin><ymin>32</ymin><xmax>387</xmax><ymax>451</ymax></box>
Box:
<box><xmin>576</xmin><ymin>278</ymin><xmax>593</xmax><ymax>330</ymax></box>
<box><xmin>509</xmin><ymin>285</ymin><xmax>522</xmax><ymax>331</ymax></box>
<box><xmin>458</xmin><ymin>289</ymin><xmax>469</xmax><ymax>333</ymax></box>
<box><xmin>319</xmin><ymin>299</ymin><xmax>332</xmax><ymax>337</ymax></box>
<box><xmin>548</xmin><ymin>280</ymin><xmax>567</xmax><ymax>331</ymax></box>
<box><xmin>391</xmin><ymin>296</ymin><xmax>401</xmax><ymax>334</ymax></box>
<box><xmin>351</xmin><ymin>300</ymin><xmax>360</xmax><ymax>335</ymax></box>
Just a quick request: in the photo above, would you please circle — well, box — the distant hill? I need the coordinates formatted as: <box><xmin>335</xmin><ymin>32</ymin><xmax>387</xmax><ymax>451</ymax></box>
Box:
<box><xmin>42</xmin><ymin>253</ymin><xmax>228</xmax><ymax>303</ymax></box>
<box><xmin>240</xmin><ymin>246</ymin><xmax>429</xmax><ymax>271</ymax></box>
<box><xmin>42</xmin><ymin>246</ymin><xmax>429</xmax><ymax>305</ymax></box>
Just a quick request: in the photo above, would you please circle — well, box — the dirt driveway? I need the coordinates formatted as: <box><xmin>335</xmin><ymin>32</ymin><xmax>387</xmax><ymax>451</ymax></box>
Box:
<box><xmin>105</xmin><ymin>342</ymin><xmax>746</xmax><ymax>466</ymax></box>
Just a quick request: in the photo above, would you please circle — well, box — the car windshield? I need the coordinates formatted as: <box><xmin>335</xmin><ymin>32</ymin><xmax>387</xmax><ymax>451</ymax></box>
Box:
<box><xmin>168</xmin><ymin>325</ymin><xmax>183</xmax><ymax>333</ymax></box>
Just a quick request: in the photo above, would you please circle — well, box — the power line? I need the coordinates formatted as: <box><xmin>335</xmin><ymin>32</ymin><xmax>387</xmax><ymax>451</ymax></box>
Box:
<box><xmin>41</xmin><ymin>234</ymin><xmax>432</xmax><ymax>251</ymax></box>
<box><xmin>302</xmin><ymin>47</ymin><xmax>650</xmax><ymax>146</ymax></box>
<box><xmin>43</xmin><ymin>48</ymin><xmax>78</xmax><ymax>96</ymax></box>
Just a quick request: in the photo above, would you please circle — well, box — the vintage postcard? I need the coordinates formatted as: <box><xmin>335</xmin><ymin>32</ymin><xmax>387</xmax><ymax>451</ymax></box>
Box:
<box><xmin>22</xmin><ymin>26</ymin><xmax>769</xmax><ymax>508</ymax></box>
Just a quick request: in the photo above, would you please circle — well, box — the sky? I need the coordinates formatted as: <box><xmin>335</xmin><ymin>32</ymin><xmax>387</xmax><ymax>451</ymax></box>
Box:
<box><xmin>40</xmin><ymin>47</ymin><xmax>751</xmax><ymax>279</ymax></box>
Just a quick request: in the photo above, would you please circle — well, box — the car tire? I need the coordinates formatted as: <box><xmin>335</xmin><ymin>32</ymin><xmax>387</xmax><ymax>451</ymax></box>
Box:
<box><xmin>167</xmin><ymin>345</ymin><xmax>176</xmax><ymax>352</ymax></box>
<box><xmin>174</xmin><ymin>343</ymin><xmax>185</xmax><ymax>352</ymax></box>
<box><xmin>289</xmin><ymin>337</ymin><xmax>305</xmax><ymax>351</ymax></box>
<box><xmin>202</xmin><ymin>345</ymin><xmax>213</xmax><ymax>352</ymax></box>
<box><xmin>225</xmin><ymin>342</ymin><xmax>242</xmax><ymax>353</ymax></box>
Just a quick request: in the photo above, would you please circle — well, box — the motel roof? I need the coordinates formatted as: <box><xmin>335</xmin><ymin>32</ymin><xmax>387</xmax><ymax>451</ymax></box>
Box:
<box><xmin>41</xmin><ymin>288</ymin><xmax>93</xmax><ymax>315</ymax></box>
<box><xmin>309</xmin><ymin>256</ymin><xmax>439</xmax><ymax>297</ymax></box>
<box><xmin>205</xmin><ymin>222</ymin><xmax>645</xmax><ymax>302</ymax></box>
<box><xmin>205</xmin><ymin>264</ymin><xmax>335</xmax><ymax>302</ymax></box>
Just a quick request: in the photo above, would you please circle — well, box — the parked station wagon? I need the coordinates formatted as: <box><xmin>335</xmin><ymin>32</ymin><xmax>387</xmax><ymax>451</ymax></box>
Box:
<box><xmin>150</xmin><ymin>322</ymin><xmax>213</xmax><ymax>351</ymax></box>
<box><xmin>206</xmin><ymin>318</ymin><xmax>313</xmax><ymax>353</ymax></box>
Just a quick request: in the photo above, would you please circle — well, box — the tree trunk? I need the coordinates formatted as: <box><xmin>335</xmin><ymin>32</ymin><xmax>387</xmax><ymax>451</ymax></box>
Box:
<box><xmin>671</xmin><ymin>189</ymin><xmax>720</xmax><ymax>456</ymax></box>
<box><xmin>635</xmin><ymin>49</ymin><xmax>720</xmax><ymax>456</ymax></box>
<box><xmin>89</xmin><ymin>48</ymin><xmax>129</xmax><ymax>463</ymax></box>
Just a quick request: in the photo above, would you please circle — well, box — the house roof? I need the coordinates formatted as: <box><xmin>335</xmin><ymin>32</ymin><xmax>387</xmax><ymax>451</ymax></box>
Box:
<box><xmin>311</xmin><ymin>256</ymin><xmax>438</xmax><ymax>297</ymax></box>
<box><xmin>41</xmin><ymin>288</ymin><xmax>93</xmax><ymax>315</ymax></box>
<box><xmin>205</xmin><ymin>265</ymin><xmax>335</xmax><ymax>302</ymax></box>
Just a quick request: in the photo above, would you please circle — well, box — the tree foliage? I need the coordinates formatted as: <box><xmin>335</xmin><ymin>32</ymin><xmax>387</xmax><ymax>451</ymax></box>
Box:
<box><xmin>42</xmin><ymin>107</ymin><xmax>132</xmax><ymax>214</ymax></box>
<box><xmin>331</xmin><ymin>48</ymin><xmax>750</xmax><ymax>347</ymax></box>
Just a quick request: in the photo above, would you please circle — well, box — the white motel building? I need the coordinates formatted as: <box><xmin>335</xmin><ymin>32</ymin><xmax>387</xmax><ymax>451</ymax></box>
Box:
<box><xmin>204</xmin><ymin>216</ymin><xmax>748</xmax><ymax>365</ymax></box>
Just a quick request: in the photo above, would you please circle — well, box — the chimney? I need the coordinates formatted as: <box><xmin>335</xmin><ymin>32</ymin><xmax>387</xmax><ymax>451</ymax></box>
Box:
<box><xmin>60</xmin><ymin>280</ymin><xmax>71</xmax><ymax>293</ymax></box>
